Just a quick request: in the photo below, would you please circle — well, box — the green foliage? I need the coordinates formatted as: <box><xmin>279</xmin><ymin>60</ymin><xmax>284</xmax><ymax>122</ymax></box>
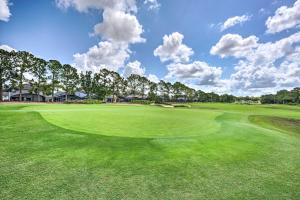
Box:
<box><xmin>64</xmin><ymin>99</ymin><xmax>104</xmax><ymax>104</ymax></box>
<box><xmin>261</xmin><ymin>88</ymin><xmax>300</xmax><ymax>104</ymax></box>
<box><xmin>48</xmin><ymin>60</ymin><xmax>62</xmax><ymax>101</ymax></box>
<box><xmin>130</xmin><ymin>99</ymin><xmax>154</xmax><ymax>105</ymax></box>
<box><xmin>0</xmin><ymin>49</ymin><xmax>299</xmax><ymax>104</ymax></box>
<box><xmin>61</xmin><ymin>64</ymin><xmax>79</xmax><ymax>101</ymax></box>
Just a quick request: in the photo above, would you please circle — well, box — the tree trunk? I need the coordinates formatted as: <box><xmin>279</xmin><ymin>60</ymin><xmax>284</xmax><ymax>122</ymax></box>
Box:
<box><xmin>51</xmin><ymin>78</ymin><xmax>55</xmax><ymax>102</ymax></box>
<box><xmin>0</xmin><ymin>79</ymin><xmax>3</xmax><ymax>102</ymax></box>
<box><xmin>65</xmin><ymin>92</ymin><xmax>68</xmax><ymax>102</ymax></box>
<box><xmin>52</xmin><ymin>87</ymin><xmax>54</xmax><ymax>102</ymax></box>
<box><xmin>19</xmin><ymin>80</ymin><xmax>22</xmax><ymax>101</ymax></box>
<box><xmin>37</xmin><ymin>80</ymin><xmax>40</xmax><ymax>102</ymax></box>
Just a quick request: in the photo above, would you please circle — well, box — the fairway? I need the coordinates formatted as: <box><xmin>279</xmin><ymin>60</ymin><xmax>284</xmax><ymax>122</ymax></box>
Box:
<box><xmin>1</xmin><ymin>103</ymin><xmax>300</xmax><ymax>199</ymax></box>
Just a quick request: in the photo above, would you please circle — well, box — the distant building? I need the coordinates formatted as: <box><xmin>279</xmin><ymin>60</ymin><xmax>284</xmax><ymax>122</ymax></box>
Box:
<box><xmin>1</xmin><ymin>84</ymin><xmax>87</xmax><ymax>102</ymax></box>
<box><xmin>53</xmin><ymin>92</ymin><xmax>87</xmax><ymax>102</ymax></box>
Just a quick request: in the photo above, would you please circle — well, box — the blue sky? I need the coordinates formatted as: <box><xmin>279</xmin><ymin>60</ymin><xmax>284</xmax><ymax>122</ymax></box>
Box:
<box><xmin>1</xmin><ymin>0</ymin><xmax>300</xmax><ymax>96</ymax></box>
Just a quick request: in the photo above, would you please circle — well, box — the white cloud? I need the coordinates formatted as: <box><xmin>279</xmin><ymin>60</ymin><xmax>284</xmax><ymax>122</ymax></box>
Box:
<box><xmin>123</xmin><ymin>60</ymin><xmax>145</xmax><ymax>78</ymax></box>
<box><xmin>0</xmin><ymin>44</ymin><xmax>15</xmax><ymax>52</ymax></box>
<box><xmin>57</xmin><ymin>0</ymin><xmax>146</xmax><ymax>73</ymax></box>
<box><xmin>166</xmin><ymin>61</ymin><xmax>222</xmax><ymax>86</ymax></box>
<box><xmin>154</xmin><ymin>32</ymin><xmax>194</xmax><ymax>63</ymax></box>
<box><xmin>266</xmin><ymin>0</ymin><xmax>300</xmax><ymax>34</ymax></box>
<box><xmin>73</xmin><ymin>41</ymin><xmax>130</xmax><ymax>72</ymax></box>
<box><xmin>93</xmin><ymin>9</ymin><xmax>145</xmax><ymax>44</ymax></box>
<box><xmin>230</xmin><ymin>60</ymin><xmax>278</xmax><ymax>90</ymax></box>
<box><xmin>210</xmin><ymin>34</ymin><xmax>259</xmax><ymax>58</ymax></box>
<box><xmin>148</xmin><ymin>74</ymin><xmax>160</xmax><ymax>83</ymax></box>
<box><xmin>0</xmin><ymin>0</ymin><xmax>10</xmax><ymax>22</ymax></box>
<box><xmin>278</xmin><ymin>60</ymin><xmax>300</xmax><ymax>87</ymax></box>
<box><xmin>221</xmin><ymin>15</ymin><xmax>251</xmax><ymax>31</ymax></box>
<box><xmin>144</xmin><ymin>0</ymin><xmax>160</xmax><ymax>10</ymax></box>
<box><xmin>55</xmin><ymin>0</ymin><xmax>137</xmax><ymax>13</ymax></box>
<box><xmin>211</xmin><ymin>32</ymin><xmax>300</xmax><ymax>94</ymax></box>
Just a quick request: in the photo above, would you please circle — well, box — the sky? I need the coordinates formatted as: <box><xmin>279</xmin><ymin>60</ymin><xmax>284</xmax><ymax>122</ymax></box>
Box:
<box><xmin>0</xmin><ymin>0</ymin><xmax>300</xmax><ymax>96</ymax></box>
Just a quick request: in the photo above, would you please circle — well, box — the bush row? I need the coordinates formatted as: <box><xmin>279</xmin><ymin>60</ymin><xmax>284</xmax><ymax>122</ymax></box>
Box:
<box><xmin>130</xmin><ymin>100</ymin><xmax>155</xmax><ymax>105</ymax></box>
<box><xmin>64</xmin><ymin>100</ymin><xmax>104</xmax><ymax>104</ymax></box>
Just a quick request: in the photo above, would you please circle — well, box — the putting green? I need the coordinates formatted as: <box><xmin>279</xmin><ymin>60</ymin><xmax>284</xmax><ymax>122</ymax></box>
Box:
<box><xmin>23</xmin><ymin>104</ymin><xmax>222</xmax><ymax>138</ymax></box>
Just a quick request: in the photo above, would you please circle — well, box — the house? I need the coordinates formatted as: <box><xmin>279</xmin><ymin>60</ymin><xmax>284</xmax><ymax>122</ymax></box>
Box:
<box><xmin>2</xmin><ymin>92</ymin><xmax>11</xmax><ymax>101</ymax></box>
<box><xmin>2</xmin><ymin>84</ymin><xmax>87</xmax><ymax>102</ymax></box>
<box><xmin>53</xmin><ymin>91</ymin><xmax>87</xmax><ymax>102</ymax></box>
<box><xmin>124</xmin><ymin>95</ymin><xmax>147</xmax><ymax>102</ymax></box>
<box><xmin>6</xmin><ymin>84</ymin><xmax>46</xmax><ymax>102</ymax></box>
<box><xmin>10</xmin><ymin>92</ymin><xmax>46</xmax><ymax>102</ymax></box>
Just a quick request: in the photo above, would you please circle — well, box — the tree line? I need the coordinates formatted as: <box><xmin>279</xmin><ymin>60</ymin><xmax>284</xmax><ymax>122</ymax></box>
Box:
<box><xmin>0</xmin><ymin>49</ymin><xmax>299</xmax><ymax>104</ymax></box>
<box><xmin>261</xmin><ymin>88</ymin><xmax>300</xmax><ymax>104</ymax></box>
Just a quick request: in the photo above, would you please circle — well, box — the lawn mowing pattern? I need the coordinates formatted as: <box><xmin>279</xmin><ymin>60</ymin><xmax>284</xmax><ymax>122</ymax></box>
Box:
<box><xmin>0</xmin><ymin>104</ymin><xmax>299</xmax><ymax>199</ymax></box>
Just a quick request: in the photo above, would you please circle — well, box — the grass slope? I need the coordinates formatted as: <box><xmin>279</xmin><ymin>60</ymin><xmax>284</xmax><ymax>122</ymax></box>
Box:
<box><xmin>0</xmin><ymin>103</ymin><xmax>299</xmax><ymax>199</ymax></box>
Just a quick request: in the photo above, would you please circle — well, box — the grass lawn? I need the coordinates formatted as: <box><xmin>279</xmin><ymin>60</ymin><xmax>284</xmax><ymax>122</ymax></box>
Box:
<box><xmin>0</xmin><ymin>103</ymin><xmax>299</xmax><ymax>199</ymax></box>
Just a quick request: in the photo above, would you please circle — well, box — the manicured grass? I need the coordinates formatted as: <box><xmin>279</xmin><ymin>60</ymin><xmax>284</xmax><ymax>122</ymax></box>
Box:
<box><xmin>0</xmin><ymin>103</ymin><xmax>299</xmax><ymax>199</ymax></box>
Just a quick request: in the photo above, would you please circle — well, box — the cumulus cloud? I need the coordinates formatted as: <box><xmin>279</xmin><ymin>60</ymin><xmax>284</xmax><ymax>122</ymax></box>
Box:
<box><xmin>211</xmin><ymin>32</ymin><xmax>300</xmax><ymax>93</ymax></box>
<box><xmin>148</xmin><ymin>74</ymin><xmax>160</xmax><ymax>83</ymax></box>
<box><xmin>123</xmin><ymin>60</ymin><xmax>145</xmax><ymax>78</ymax></box>
<box><xmin>266</xmin><ymin>0</ymin><xmax>300</xmax><ymax>34</ymax></box>
<box><xmin>144</xmin><ymin>0</ymin><xmax>160</xmax><ymax>10</ymax></box>
<box><xmin>166</xmin><ymin>61</ymin><xmax>222</xmax><ymax>86</ymax></box>
<box><xmin>73</xmin><ymin>41</ymin><xmax>130</xmax><ymax>72</ymax></box>
<box><xmin>93</xmin><ymin>9</ymin><xmax>145</xmax><ymax>44</ymax></box>
<box><xmin>0</xmin><ymin>44</ymin><xmax>16</xmax><ymax>52</ymax></box>
<box><xmin>221</xmin><ymin>15</ymin><xmax>251</xmax><ymax>31</ymax></box>
<box><xmin>278</xmin><ymin>60</ymin><xmax>300</xmax><ymax>87</ymax></box>
<box><xmin>230</xmin><ymin>60</ymin><xmax>278</xmax><ymax>89</ymax></box>
<box><xmin>56</xmin><ymin>0</ymin><xmax>147</xmax><ymax>73</ymax></box>
<box><xmin>55</xmin><ymin>0</ymin><xmax>137</xmax><ymax>13</ymax></box>
<box><xmin>154</xmin><ymin>32</ymin><xmax>194</xmax><ymax>63</ymax></box>
<box><xmin>210</xmin><ymin>34</ymin><xmax>259</xmax><ymax>58</ymax></box>
<box><xmin>0</xmin><ymin>0</ymin><xmax>10</xmax><ymax>22</ymax></box>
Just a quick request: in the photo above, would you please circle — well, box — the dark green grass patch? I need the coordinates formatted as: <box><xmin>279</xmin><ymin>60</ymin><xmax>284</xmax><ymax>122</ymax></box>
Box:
<box><xmin>249</xmin><ymin>115</ymin><xmax>300</xmax><ymax>136</ymax></box>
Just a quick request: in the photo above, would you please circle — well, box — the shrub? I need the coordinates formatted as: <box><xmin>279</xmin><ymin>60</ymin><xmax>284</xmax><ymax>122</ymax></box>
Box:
<box><xmin>172</xmin><ymin>104</ymin><xmax>191</xmax><ymax>108</ymax></box>
<box><xmin>64</xmin><ymin>100</ymin><xmax>104</xmax><ymax>104</ymax></box>
<box><xmin>130</xmin><ymin>100</ymin><xmax>154</xmax><ymax>105</ymax></box>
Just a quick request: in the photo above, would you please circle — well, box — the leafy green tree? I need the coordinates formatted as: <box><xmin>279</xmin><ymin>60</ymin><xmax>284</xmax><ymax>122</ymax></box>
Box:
<box><xmin>48</xmin><ymin>60</ymin><xmax>62</xmax><ymax>102</ymax></box>
<box><xmin>0</xmin><ymin>49</ymin><xmax>14</xmax><ymax>101</ymax></box>
<box><xmin>109</xmin><ymin>71</ymin><xmax>123</xmax><ymax>102</ymax></box>
<box><xmin>158</xmin><ymin>80</ymin><xmax>173</xmax><ymax>101</ymax></box>
<box><xmin>291</xmin><ymin>87</ymin><xmax>300</xmax><ymax>104</ymax></box>
<box><xmin>93</xmin><ymin>69</ymin><xmax>111</xmax><ymax>100</ymax></box>
<box><xmin>261</xmin><ymin>94</ymin><xmax>276</xmax><ymax>104</ymax></box>
<box><xmin>15</xmin><ymin>51</ymin><xmax>35</xmax><ymax>101</ymax></box>
<box><xmin>139</xmin><ymin>76</ymin><xmax>150</xmax><ymax>99</ymax></box>
<box><xmin>127</xmin><ymin>74</ymin><xmax>141</xmax><ymax>96</ymax></box>
<box><xmin>30</xmin><ymin>58</ymin><xmax>47</xmax><ymax>102</ymax></box>
<box><xmin>148</xmin><ymin>82</ymin><xmax>158</xmax><ymax>102</ymax></box>
<box><xmin>196</xmin><ymin>90</ymin><xmax>209</xmax><ymax>102</ymax></box>
<box><xmin>61</xmin><ymin>64</ymin><xmax>79</xmax><ymax>101</ymax></box>
<box><xmin>277</xmin><ymin>90</ymin><xmax>294</xmax><ymax>104</ymax></box>
<box><xmin>80</xmin><ymin>71</ymin><xmax>93</xmax><ymax>99</ymax></box>
<box><xmin>172</xmin><ymin>82</ymin><xmax>187</xmax><ymax>101</ymax></box>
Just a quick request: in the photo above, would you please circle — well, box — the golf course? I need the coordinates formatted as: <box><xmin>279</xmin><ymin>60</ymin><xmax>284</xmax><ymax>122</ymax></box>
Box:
<box><xmin>1</xmin><ymin>103</ymin><xmax>299</xmax><ymax>199</ymax></box>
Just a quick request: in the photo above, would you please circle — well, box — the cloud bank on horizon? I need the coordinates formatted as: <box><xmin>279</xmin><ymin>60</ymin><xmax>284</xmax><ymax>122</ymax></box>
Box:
<box><xmin>1</xmin><ymin>0</ymin><xmax>300</xmax><ymax>96</ymax></box>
